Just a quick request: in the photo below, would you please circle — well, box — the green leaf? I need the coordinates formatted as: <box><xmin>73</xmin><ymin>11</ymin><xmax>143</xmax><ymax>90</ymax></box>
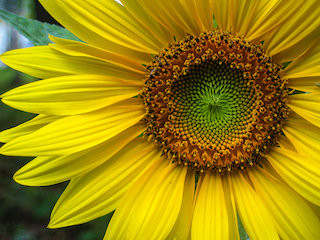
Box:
<box><xmin>0</xmin><ymin>9</ymin><xmax>82</xmax><ymax>46</ymax></box>
<box><xmin>237</xmin><ymin>213</ymin><xmax>249</xmax><ymax>240</ymax></box>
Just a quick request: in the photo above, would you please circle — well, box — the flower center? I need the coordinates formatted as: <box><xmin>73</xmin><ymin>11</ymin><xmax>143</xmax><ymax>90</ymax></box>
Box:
<box><xmin>141</xmin><ymin>30</ymin><xmax>289</xmax><ymax>173</ymax></box>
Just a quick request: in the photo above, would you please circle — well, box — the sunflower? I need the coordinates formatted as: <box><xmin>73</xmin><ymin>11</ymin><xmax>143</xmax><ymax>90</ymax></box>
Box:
<box><xmin>1</xmin><ymin>0</ymin><xmax>320</xmax><ymax>239</ymax></box>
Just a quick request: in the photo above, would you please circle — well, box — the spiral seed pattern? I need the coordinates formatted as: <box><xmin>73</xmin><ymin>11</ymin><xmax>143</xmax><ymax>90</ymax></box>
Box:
<box><xmin>141</xmin><ymin>30</ymin><xmax>289</xmax><ymax>173</ymax></box>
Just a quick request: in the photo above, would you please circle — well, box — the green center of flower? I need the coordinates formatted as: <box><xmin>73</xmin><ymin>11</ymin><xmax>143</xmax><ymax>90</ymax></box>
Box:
<box><xmin>141</xmin><ymin>30</ymin><xmax>289</xmax><ymax>173</ymax></box>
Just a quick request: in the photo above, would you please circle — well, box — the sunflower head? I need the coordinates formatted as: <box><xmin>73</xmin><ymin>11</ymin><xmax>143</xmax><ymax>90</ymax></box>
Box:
<box><xmin>142</xmin><ymin>29</ymin><xmax>290</xmax><ymax>173</ymax></box>
<box><xmin>1</xmin><ymin>0</ymin><xmax>320</xmax><ymax>239</ymax></box>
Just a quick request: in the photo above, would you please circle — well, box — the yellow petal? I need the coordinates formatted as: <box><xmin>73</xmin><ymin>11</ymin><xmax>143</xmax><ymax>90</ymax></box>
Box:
<box><xmin>119</xmin><ymin>0</ymin><xmax>174</xmax><ymax>45</ymax></box>
<box><xmin>212</xmin><ymin>0</ymin><xmax>230</xmax><ymax>31</ymax></box>
<box><xmin>195</xmin><ymin>0</ymin><xmax>214</xmax><ymax>32</ymax></box>
<box><xmin>13</xmin><ymin>122</ymin><xmax>146</xmax><ymax>186</ymax></box>
<box><xmin>284</xmin><ymin>40</ymin><xmax>320</xmax><ymax>78</ymax></box>
<box><xmin>222</xmin><ymin>174</ymin><xmax>240</xmax><ymax>240</ymax></box>
<box><xmin>288</xmin><ymin>92</ymin><xmax>320</xmax><ymax>128</ymax></box>
<box><xmin>278</xmin><ymin>135</ymin><xmax>297</xmax><ymax>152</ymax></box>
<box><xmin>0</xmin><ymin>99</ymin><xmax>144</xmax><ymax>156</ymax></box>
<box><xmin>242</xmin><ymin>1</ymin><xmax>302</xmax><ymax>42</ymax></box>
<box><xmin>153</xmin><ymin>0</ymin><xmax>205</xmax><ymax>36</ymax></box>
<box><xmin>308</xmin><ymin>201</ymin><xmax>320</xmax><ymax>220</ymax></box>
<box><xmin>49</xmin><ymin>36</ymin><xmax>147</xmax><ymax>73</ymax></box>
<box><xmin>166</xmin><ymin>170</ymin><xmax>195</xmax><ymax>240</ymax></box>
<box><xmin>230</xmin><ymin>172</ymin><xmax>279</xmax><ymax>240</ymax></box>
<box><xmin>104</xmin><ymin>161</ymin><xmax>187</xmax><ymax>240</ymax></box>
<box><xmin>39</xmin><ymin>0</ymin><xmax>163</xmax><ymax>53</ymax></box>
<box><xmin>48</xmin><ymin>138</ymin><xmax>161</xmax><ymax>228</ymax></box>
<box><xmin>283</xmin><ymin>120</ymin><xmax>320</xmax><ymax>160</ymax></box>
<box><xmin>191</xmin><ymin>172</ymin><xmax>229</xmax><ymax>240</ymax></box>
<box><xmin>0</xmin><ymin>115</ymin><xmax>62</xmax><ymax>143</ymax></box>
<box><xmin>250</xmin><ymin>167</ymin><xmax>320</xmax><ymax>240</ymax></box>
<box><xmin>268</xmin><ymin>147</ymin><xmax>320</xmax><ymax>206</ymax></box>
<box><xmin>264</xmin><ymin>0</ymin><xmax>320</xmax><ymax>62</ymax></box>
<box><xmin>135</xmin><ymin>0</ymin><xmax>185</xmax><ymax>39</ymax></box>
<box><xmin>127</xmin><ymin>163</ymin><xmax>187</xmax><ymax>240</ymax></box>
<box><xmin>1</xmin><ymin>74</ymin><xmax>141</xmax><ymax>115</ymax></box>
<box><xmin>287</xmin><ymin>76</ymin><xmax>320</xmax><ymax>93</ymax></box>
<box><xmin>0</xmin><ymin>46</ymin><xmax>145</xmax><ymax>80</ymax></box>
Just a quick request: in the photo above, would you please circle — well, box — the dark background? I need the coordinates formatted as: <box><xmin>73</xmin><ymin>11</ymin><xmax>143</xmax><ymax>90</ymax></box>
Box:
<box><xmin>0</xmin><ymin>1</ymin><xmax>112</xmax><ymax>239</ymax></box>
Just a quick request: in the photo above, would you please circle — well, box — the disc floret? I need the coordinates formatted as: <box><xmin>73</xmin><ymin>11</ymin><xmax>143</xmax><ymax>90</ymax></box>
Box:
<box><xmin>141</xmin><ymin>30</ymin><xmax>289</xmax><ymax>173</ymax></box>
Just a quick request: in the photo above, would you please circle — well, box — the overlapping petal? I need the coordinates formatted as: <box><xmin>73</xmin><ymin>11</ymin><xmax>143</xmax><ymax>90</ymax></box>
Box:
<box><xmin>0</xmin><ymin>99</ymin><xmax>144</xmax><ymax>156</ymax></box>
<box><xmin>119</xmin><ymin>0</ymin><xmax>174</xmax><ymax>45</ymax></box>
<box><xmin>151</xmin><ymin>0</ymin><xmax>206</xmax><ymax>36</ymax></box>
<box><xmin>1</xmin><ymin>75</ymin><xmax>141</xmax><ymax>115</ymax></box>
<box><xmin>286</xmin><ymin>76</ymin><xmax>320</xmax><ymax>93</ymax></box>
<box><xmin>213</xmin><ymin>0</ymin><xmax>301</xmax><ymax>43</ymax></box>
<box><xmin>49</xmin><ymin>36</ymin><xmax>147</xmax><ymax>72</ymax></box>
<box><xmin>283</xmin><ymin>118</ymin><xmax>320</xmax><ymax>160</ymax></box>
<box><xmin>237</xmin><ymin>0</ymin><xmax>299</xmax><ymax>42</ymax></box>
<box><xmin>166</xmin><ymin>170</ymin><xmax>195</xmax><ymax>240</ymax></box>
<box><xmin>250</xmin><ymin>167</ymin><xmax>320</xmax><ymax>240</ymax></box>
<box><xmin>230</xmin><ymin>172</ymin><xmax>279</xmax><ymax>240</ymax></box>
<box><xmin>39</xmin><ymin>0</ymin><xmax>165</xmax><ymax>53</ymax></box>
<box><xmin>13</xmin><ymin>122</ymin><xmax>146</xmax><ymax>186</ymax></box>
<box><xmin>105</xmin><ymin>161</ymin><xmax>187</xmax><ymax>240</ymax></box>
<box><xmin>268</xmin><ymin>147</ymin><xmax>320</xmax><ymax>206</ymax></box>
<box><xmin>288</xmin><ymin>92</ymin><xmax>320</xmax><ymax>128</ymax></box>
<box><xmin>48</xmin><ymin>138</ymin><xmax>160</xmax><ymax>228</ymax></box>
<box><xmin>212</xmin><ymin>0</ymin><xmax>230</xmax><ymax>31</ymax></box>
<box><xmin>222</xmin><ymin>175</ymin><xmax>240</xmax><ymax>240</ymax></box>
<box><xmin>0</xmin><ymin>46</ymin><xmax>145</xmax><ymax>80</ymax></box>
<box><xmin>263</xmin><ymin>0</ymin><xmax>320</xmax><ymax>62</ymax></box>
<box><xmin>284</xmin><ymin>40</ymin><xmax>320</xmax><ymax>79</ymax></box>
<box><xmin>191</xmin><ymin>172</ymin><xmax>229</xmax><ymax>240</ymax></box>
<box><xmin>0</xmin><ymin>115</ymin><xmax>61</xmax><ymax>143</ymax></box>
<box><xmin>133</xmin><ymin>0</ymin><xmax>186</xmax><ymax>39</ymax></box>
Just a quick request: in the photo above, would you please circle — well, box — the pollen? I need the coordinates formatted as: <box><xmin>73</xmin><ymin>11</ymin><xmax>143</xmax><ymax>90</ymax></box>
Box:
<box><xmin>141</xmin><ymin>30</ymin><xmax>289</xmax><ymax>173</ymax></box>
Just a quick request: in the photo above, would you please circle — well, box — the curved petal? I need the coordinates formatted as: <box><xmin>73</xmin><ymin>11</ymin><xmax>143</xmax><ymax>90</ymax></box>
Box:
<box><xmin>195</xmin><ymin>0</ymin><xmax>214</xmax><ymax>32</ymax></box>
<box><xmin>104</xmin><ymin>161</ymin><xmax>187</xmax><ymax>240</ymax></box>
<box><xmin>283</xmin><ymin>120</ymin><xmax>320</xmax><ymax>160</ymax></box>
<box><xmin>222</xmin><ymin>174</ymin><xmax>240</xmax><ymax>240</ymax></box>
<box><xmin>0</xmin><ymin>46</ymin><xmax>146</xmax><ymax>80</ymax></box>
<box><xmin>13</xmin><ymin>122</ymin><xmax>146</xmax><ymax>186</ymax></box>
<box><xmin>48</xmin><ymin>138</ymin><xmax>161</xmax><ymax>228</ymax></box>
<box><xmin>264</xmin><ymin>0</ymin><xmax>320</xmax><ymax>63</ymax></box>
<box><xmin>284</xmin><ymin>40</ymin><xmax>320</xmax><ymax>78</ymax></box>
<box><xmin>230</xmin><ymin>172</ymin><xmax>279</xmax><ymax>240</ymax></box>
<box><xmin>49</xmin><ymin>36</ymin><xmax>147</xmax><ymax>73</ymax></box>
<box><xmin>287</xmin><ymin>77</ymin><xmax>320</xmax><ymax>93</ymax></box>
<box><xmin>191</xmin><ymin>172</ymin><xmax>229</xmax><ymax>240</ymax></box>
<box><xmin>39</xmin><ymin>0</ymin><xmax>164</xmax><ymax>53</ymax></box>
<box><xmin>135</xmin><ymin>0</ymin><xmax>186</xmax><ymax>39</ymax></box>
<box><xmin>250</xmin><ymin>167</ymin><xmax>320</xmax><ymax>240</ymax></box>
<box><xmin>166</xmin><ymin>170</ymin><xmax>195</xmax><ymax>240</ymax></box>
<box><xmin>288</xmin><ymin>92</ymin><xmax>320</xmax><ymax>128</ymax></box>
<box><xmin>0</xmin><ymin>99</ymin><xmax>144</xmax><ymax>156</ymax></box>
<box><xmin>212</xmin><ymin>0</ymin><xmax>230</xmax><ymax>31</ymax></box>
<box><xmin>238</xmin><ymin>0</ymin><xmax>301</xmax><ymax>42</ymax></box>
<box><xmin>1</xmin><ymin>75</ymin><xmax>142</xmax><ymax>115</ymax></box>
<box><xmin>268</xmin><ymin>147</ymin><xmax>320</xmax><ymax>206</ymax></box>
<box><xmin>104</xmin><ymin>158</ymin><xmax>167</xmax><ymax>240</ymax></box>
<box><xmin>0</xmin><ymin>115</ymin><xmax>62</xmax><ymax>143</ymax></box>
<box><xmin>120</xmin><ymin>0</ymin><xmax>174</xmax><ymax>45</ymax></box>
<box><xmin>278</xmin><ymin>135</ymin><xmax>297</xmax><ymax>152</ymax></box>
<box><xmin>154</xmin><ymin>0</ymin><xmax>206</xmax><ymax>36</ymax></box>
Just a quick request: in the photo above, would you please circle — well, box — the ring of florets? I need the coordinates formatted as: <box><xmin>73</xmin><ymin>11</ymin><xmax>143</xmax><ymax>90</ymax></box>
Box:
<box><xmin>141</xmin><ymin>30</ymin><xmax>289</xmax><ymax>173</ymax></box>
